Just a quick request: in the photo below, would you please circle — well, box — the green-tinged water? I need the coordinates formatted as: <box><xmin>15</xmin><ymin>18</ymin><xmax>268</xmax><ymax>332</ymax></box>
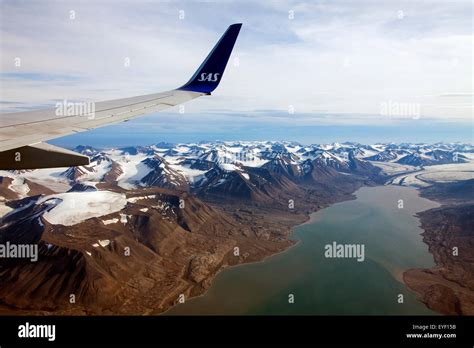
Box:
<box><xmin>165</xmin><ymin>185</ymin><xmax>439</xmax><ymax>315</ymax></box>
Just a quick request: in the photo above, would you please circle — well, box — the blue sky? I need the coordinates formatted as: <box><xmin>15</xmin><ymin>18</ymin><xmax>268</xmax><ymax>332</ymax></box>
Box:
<box><xmin>48</xmin><ymin>112</ymin><xmax>472</xmax><ymax>148</ymax></box>
<box><xmin>1</xmin><ymin>0</ymin><xmax>472</xmax><ymax>146</ymax></box>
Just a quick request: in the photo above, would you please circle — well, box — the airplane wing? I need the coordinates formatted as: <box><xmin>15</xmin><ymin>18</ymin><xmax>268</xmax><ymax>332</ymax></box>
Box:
<box><xmin>0</xmin><ymin>23</ymin><xmax>242</xmax><ymax>170</ymax></box>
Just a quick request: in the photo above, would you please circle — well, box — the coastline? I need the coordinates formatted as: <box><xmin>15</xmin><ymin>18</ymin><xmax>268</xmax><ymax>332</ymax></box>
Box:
<box><xmin>7</xmin><ymin>166</ymin><xmax>469</xmax><ymax>316</ymax></box>
<box><xmin>163</xmin><ymin>184</ymin><xmax>445</xmax><ymax>315</ymax></box>
<box><xmin>402</xmin><ymin>180</ymin><xmax>474</xmax><ymax>315</ymax></box>
<box><xmin>160</xmin><ymin>192</ymin><xmax>363</xmax><ymax>315</ymax></box>
<box><xmin>160</xmin><ymin>235</ymin><xmax>304</xmax><ymax>315</ymax></box>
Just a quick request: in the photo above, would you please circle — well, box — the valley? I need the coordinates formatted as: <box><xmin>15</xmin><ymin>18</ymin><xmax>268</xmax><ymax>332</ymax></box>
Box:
<box><xmin>0</xmin><ymin>141</ymin><xmax>472</xmax><ymax>315</ymax></box>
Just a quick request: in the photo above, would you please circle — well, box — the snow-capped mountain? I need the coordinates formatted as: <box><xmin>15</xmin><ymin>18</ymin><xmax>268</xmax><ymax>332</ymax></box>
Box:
<box><xmin>0</xmin><ymin>141</ymin><xmax>472</xmax><ymax>203</ymax></box>
<box><xmin>0</xmin><ymin>140</ymin><xmax>472</xmax><ymax>317</ymax></box>
<box><xmin>365</xmin><ymin>150</ymin><xmax>399</xmax><ymax>162</ymax></box>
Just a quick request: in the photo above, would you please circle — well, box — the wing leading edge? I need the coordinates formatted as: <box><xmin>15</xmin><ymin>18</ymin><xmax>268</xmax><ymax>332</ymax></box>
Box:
<box><xmin>0</xmin><ymin>23</ymin><xmax>242</xmax><ymax>170</ymax></box>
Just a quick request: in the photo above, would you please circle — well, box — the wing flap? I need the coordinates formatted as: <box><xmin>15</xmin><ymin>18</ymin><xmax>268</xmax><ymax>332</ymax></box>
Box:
<box><xmin>0</xmin><ymin>142</ymin><xmax>89</xmax><ymax>170</ymax></box>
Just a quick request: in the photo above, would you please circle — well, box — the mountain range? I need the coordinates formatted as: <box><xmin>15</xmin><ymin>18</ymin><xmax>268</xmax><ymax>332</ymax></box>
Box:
<box><xmin>2</xmin><ymin>141</ymin><xmax>471</xmax><ymax>202</ymax></box>
<box><xmin>0</xmin><ymin>141</ymin><xmax>472</xmax><ymax>314</ymax></box>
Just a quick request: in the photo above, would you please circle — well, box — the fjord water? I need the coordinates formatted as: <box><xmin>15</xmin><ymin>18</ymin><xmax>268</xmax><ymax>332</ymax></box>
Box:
<box><xmin>166</xmin><ymin>186</ymin><xmax>439</xmax><ymax>315</ymax></box>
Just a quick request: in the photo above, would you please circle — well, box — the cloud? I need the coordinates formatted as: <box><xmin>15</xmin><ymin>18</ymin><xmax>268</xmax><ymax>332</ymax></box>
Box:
<box><xmin>0</xmin><ymin>72</ymin><xmax>80</xmax><ymax>81</ymax></box>
<box><xmin>0</xmin><ymin>0</ymin><xmax>472</xmax><ymax>123</ymax></box>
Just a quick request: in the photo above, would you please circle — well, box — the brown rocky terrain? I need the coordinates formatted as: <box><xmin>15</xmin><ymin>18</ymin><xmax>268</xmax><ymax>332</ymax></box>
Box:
<box><xmin>403</xmin><ymin>179</ymin><xmax>474</xmax><ymax>315</ymax></box>
<box><xmin>0</xmin><ymin>165</ymin><xmax>376</xmax><ymax>315</ymax></box>
<box><xmin>3</xmin><ymin>140</ymin><xmax>471</xmax><ymax>316</ymax></box>
<box><xmin>0</xmin><ymin>171</ymin><xmax>374</xmax><ymax>315</ymax></box>
<box><xmin>0</xmin><ymin>187</ymin><xmax>295</xmax><ymax>315</ymax></box>
<box><xmin>0</xmin><ymin>141</ymin><xmax>390</xmax><ymax>315</ymax></box>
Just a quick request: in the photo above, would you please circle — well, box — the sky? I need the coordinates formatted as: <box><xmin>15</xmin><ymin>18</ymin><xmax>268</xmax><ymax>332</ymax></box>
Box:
<box><xmin>0</xmin><ymin>0</ymin><xmax>472</xmax><ymax>146</ymax></box>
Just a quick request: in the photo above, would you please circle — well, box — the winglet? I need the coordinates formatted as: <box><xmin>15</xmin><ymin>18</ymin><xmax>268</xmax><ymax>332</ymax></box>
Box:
<box><xmin>178</xmin><ymin>23</ymin><xmax>242</xmax><ymax>94</ymax></box>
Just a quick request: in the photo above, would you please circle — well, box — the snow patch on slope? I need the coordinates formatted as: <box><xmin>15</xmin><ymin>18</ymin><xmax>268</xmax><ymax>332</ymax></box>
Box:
<box><xmin>106</xmin><ymin>151</ymin><xmax>151</xmax><ymax>189</ymax></box>
<box><xmin>168</xmin><ymin>164</ymin><xmax>207</xmax><ymax>184</ymax></box>
<box><xmin>8</xmin><ymin>177</ymin><xmax>30</xmax><ymax>198</ymax></box>
<box><xmin>38</xmin><ymin>191</ymin><xmax>127</xmax><ymax>226</ymax></box>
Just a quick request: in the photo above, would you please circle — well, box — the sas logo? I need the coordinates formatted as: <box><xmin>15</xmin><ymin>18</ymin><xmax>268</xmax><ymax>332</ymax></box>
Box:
<box><xmin>197</xmin><ymin>73</ymin><xmax>220</xmax><ymax>82</ymax></box>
